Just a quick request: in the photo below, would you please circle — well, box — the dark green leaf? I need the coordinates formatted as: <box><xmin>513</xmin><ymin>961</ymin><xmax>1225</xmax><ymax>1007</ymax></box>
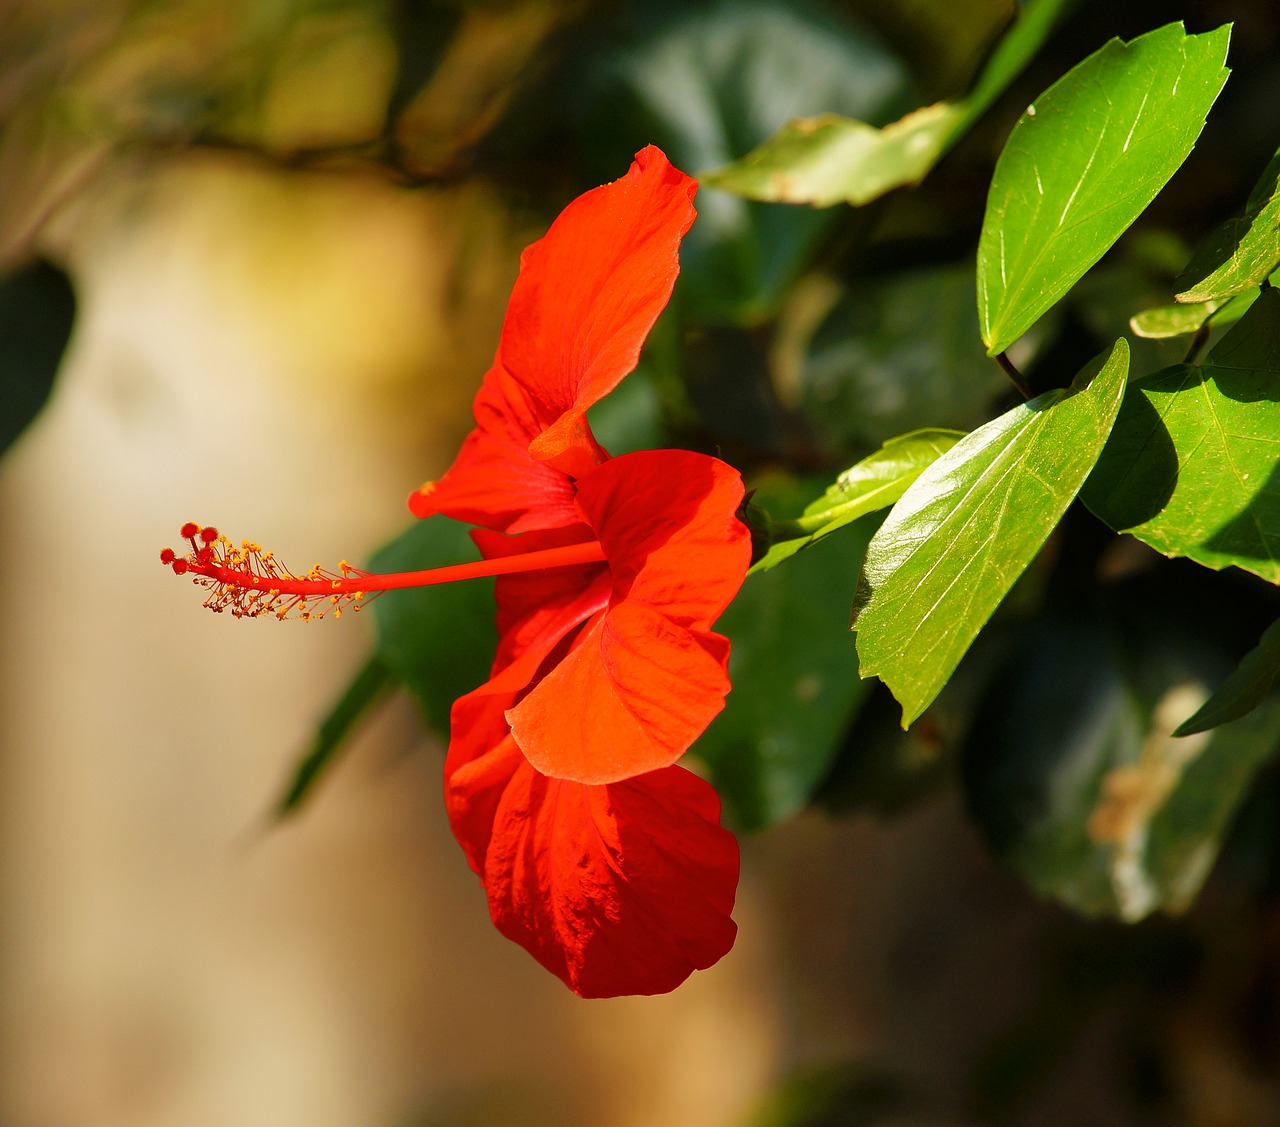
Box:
<box><xmin>853</xmin><ymin>339</ymin><xmax>1129</xmax><ymax>727</ymax></box>
<box><xmin>369</xmin><ymin>516</ymin><xmax>498</xmax><ymax>734</ymax></box>
<box><xmin>795</xmin><ymin>265</ymin><xmax>1014</xmax><ymax>454</ymax></box>
<box><xmin>586</xmin><ymin>0</ymin><xmax>911</xmax><ymax>323</ymax></box>
<box><xmin>965</xmin><ymin>613</ymin><xmax>1280</xmax><ymax>920</ymax></box>
<box><xmin>702</xmin><ymin>0</ymin><xmax>1069</xmax><ymax>207</ymax></box>
<box><xmin>978</xmin><ymin>23</ymin><xmax>1231</xmax><ymax>355</ymax></box>
<box><xmin>755</xmin><ymin>428</ymin><xmax>961</xmax><ymax>571</ymax></box>
<box><xmin>274</xmin><ymin>655</ymin><xmax>393</xmax><ymax>817</ymax></box>
<box><xmin>1175</xmin><ymin>617</ymin><xmax>1280</xmax><ymax>736</ymax></box>
<box><xmin>694</xmin><ymin>478</ymin><xmax>876</xmax><ymax>831</ymax></box>
<box><xmin>0</xmin><ymin>259</ymin><xmax>75</xmax><ymax>456</ymax></box>
<box><xmin>1177</xmin><ymin>147</ymin><xmax>1280</xmax><ymax>303</ymax></box>
<box><xmin>1084</xmin><ymin>288</ymin><xmax>1280</xmax><ymax>585</ymax></box>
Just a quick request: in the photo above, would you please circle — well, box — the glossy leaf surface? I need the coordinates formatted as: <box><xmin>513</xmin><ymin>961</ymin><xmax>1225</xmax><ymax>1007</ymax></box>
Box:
<box><xmin>1084</xmin><ymin>289</ymin><xmax>1280</xmax><ymax>585</ymax></box>
<box><xmin>853</xmin><ymin>339</ymin><xmax>1129</xmax><ymax>726</ymax></box>
<box><xmin>755</xmin><ymin>429</ymin><xmax>961</xmax><ymax>571</ymax></box>
<box><xmin>1177</xmin><ymin>147</ymin><xmax>1280</xmax><ymax>303</ymax></box>
<box><xmin>977</xmin><ymin>23</ymin><xmax>1230</xmax><ymax>355</ymax></box>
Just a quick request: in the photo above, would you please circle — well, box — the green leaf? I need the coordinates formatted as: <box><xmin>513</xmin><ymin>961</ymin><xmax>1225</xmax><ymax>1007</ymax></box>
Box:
<box><xmin>977</xmin><ymin>23</ymin><xmax>1231</xmax><ymax>355</ymax></box>
<box><xmin>755</xmin><ymin>428</ymin><xmax>962</xmax><ymax>571</ymax></box>
<box><xmin>701</xmin><ymin>0</ymin><xmax>1069</xmax><ymax>208</ymax></box>
<box><xmin>695</xmin><ymin>477</ymin><xmax>877</xmax><ymax>831</ymax></box>
<box><xmin>1083</xmin><ymin>288</ymin><xmax>1280</xmax><ymax>585</ymax></box>
<box><xmin>0</xmin><ymin>259</ymin><xmax>76</xmax><ymax>456</ymax></box>
<box><xmin>795</xmin><ymin>264</ymin><xmax>1016</xmax><ymax>454</ymax></box>
<box><xmin>1129</xmin><ymin>300</ymin><xmax>1221</xmax><ymax>339</ymax></box>
<box><xmin>701</xmin><ymin>103</ymin><xmax>963</xmax><ymax>207</ymax></box>
<box><xmin>1176</xmin><ymin>617</ymin><xmax>1280</xmax><ymax>735</ymax></box>
<box><xmin>585</xmin><ymin>0</ymin><xmax>911</xmax><ymax>323</ymax></box>
<box><xmin>369</xmin><ymin>516</ymin><xmax>498</xmax><ymax>734</ymax></box>
<box><xmin>965</xmin><ymin>612</ymin><xmax>1280</xmax><ymax>920</ymax></box>
<box><xmin>853</xmin><ymin>339</ymin><xmax>1129</xmax><ymax>727</ymax></box>
<box><xmin>274</xmin><ymin>655</ymin><xmax>393</xmax><ymax>818</ymax></box>
<box><xmin>1177</xmin><ymin>147</ymin><xmax>1280</xmax><ymax>303</ymax></box>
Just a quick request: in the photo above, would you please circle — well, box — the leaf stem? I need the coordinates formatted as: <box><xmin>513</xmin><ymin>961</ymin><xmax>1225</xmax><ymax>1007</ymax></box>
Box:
<box><xmin>1183</xmin><ymin>320</ymin><xmax>1211</xmax><ymax>364</ymax></box>
<box><xmin>995</xmin><ymin>351</ymin><xmax>1033</xmax><ymax>399</ymax></box>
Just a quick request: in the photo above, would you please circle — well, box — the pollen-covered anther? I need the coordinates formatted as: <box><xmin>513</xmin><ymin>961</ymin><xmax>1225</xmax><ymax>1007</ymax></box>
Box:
<box><xmin>161</xmin><ymin>523</ymin><xmax>373</xmax><ymax>621</ymax></box>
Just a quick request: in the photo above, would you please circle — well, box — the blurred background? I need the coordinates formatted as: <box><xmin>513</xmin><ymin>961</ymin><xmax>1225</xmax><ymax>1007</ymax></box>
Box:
<box><xmin>4</xmin><ymin>0</ymin><xmax>1280</xmax><ymax>1124</ymax></box>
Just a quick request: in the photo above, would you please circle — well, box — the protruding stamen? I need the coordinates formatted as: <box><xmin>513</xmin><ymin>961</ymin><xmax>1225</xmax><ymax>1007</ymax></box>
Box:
<box><xmin>161</xmin><ymin>523</ymin><xmax>607</xmax><ymax>621</ymax></box>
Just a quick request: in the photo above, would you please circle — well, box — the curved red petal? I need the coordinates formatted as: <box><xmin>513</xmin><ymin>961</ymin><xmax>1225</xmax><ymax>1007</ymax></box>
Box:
<box><xmin>407</xmin><ymin>363</ymin><xmax>580</xmax><ymax>533</ymax></box>
<box><xmin>484</xmin><ymin>761</ymin><xmax>739</xmax><ymax>998</ymax></box>
<box><xmin>582</xmin><ymin>450</ymin><xmax>751</xmax><ymax>628</ymax></box>
<box><xmin>509</xmin><ymin>603</ymin><xmax>732</xmax><ymax>784</ymax></box>
<box><xmin>508</xmin><ymin>450</ymin><xmax>750</xmax><ymax>783</ymax></box>
<box><xmin>499</xmin><ymin>146</ymin><xmax>697</xmax><ymax>468</ymax></box>
<box><xmin>444</xmin><ymin>663</ymin><xmax>739</xmax><ymax>998</ymax></box>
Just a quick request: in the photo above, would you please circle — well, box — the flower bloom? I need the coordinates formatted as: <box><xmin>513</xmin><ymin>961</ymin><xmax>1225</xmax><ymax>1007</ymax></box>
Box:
<box><xmin>163</xmin><ymin>146</ymin><xmax>750</xmax><ymax>996</ymax></box>
<box><xmin>412</xmin><ymin>146</ymin><xmax>751</xmax><ymax>995</ymax></box>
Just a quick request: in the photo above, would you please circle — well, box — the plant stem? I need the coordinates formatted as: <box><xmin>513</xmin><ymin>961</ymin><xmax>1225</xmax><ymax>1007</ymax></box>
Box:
<box><xmin>995</xmin><ymin>351</ymin><xmax>1033</xmax><ymax>400</ymax></box>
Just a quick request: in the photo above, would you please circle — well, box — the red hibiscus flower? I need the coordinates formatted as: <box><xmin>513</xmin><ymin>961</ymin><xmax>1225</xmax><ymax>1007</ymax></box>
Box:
<box><xmin>163</xmin><ymin>146</ymin><xmax>751</xmax><ymax>997</ymax></box>
<box><xmin>448</xmin><ymin>448</ymin><xmax>747</xmax><ymax>996</ymax></box>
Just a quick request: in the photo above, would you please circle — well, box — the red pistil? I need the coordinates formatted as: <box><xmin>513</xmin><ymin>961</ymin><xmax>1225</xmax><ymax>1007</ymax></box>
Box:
<box><xmin>160</xmin><ymin>525</ymin><xmax>606</xmax><ymax>621</ymax></box>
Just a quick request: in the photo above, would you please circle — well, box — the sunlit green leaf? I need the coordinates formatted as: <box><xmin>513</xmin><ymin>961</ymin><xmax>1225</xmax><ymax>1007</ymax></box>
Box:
<box><xmin>0</xmin><ymin>259</ymin><xmax>75</xmax><ymax>456</ymax></box>
<box><xmin>853</xmin><ymin>339</ymin><xmax>1129</xmax><ymax>727</ymax></box>
<box><xmin>1176</xmin><ymin>617</ymin><xmax>1280</xmax><ymax>736</ymax></box>
<box><xmin>1084</xmin><ymin>288</ymin><xmax>1280</xmax><ymax>585</ymax></box>
<box><xmin>1177</xmin><ymin>147</ymin><xmax>1280</xmax><ymax>303</ymax></box>
<box><xmin>275</xmin><ymin>655</ymin><xmax>393</xmax><ymax>817</ymax></box>
<box><xmin>701</xmin><ymin>0</ymin><xmax>1069</xmax><ymax>207</ymax></box>
<box><xmin>965</xmin><ymin>611</ymin><xmax>1280</xmax><ymax>920</ymax></box>
<box><xmin>369</xmin><ymin>516</ymin><xmax>497</xmax><ymax>734</ymax></box>
<box><xmin>1129</xmin><ymin>300</ymin><xmax>1221</xmax><ymax>339</ymax></box>
<box><xmin>695</xmin><ymin>478</ymin><xmax>876</xmax><ymax>831</ymax></box>
<box><xmin>755</xmin><ymin>428</ymin><xmax>962</xmax><ymax>571</ymax></box>
<box><xmin>978</xmin><ymin>23</ymin><xmax>1231</xmax><ymax>355</ymax></box>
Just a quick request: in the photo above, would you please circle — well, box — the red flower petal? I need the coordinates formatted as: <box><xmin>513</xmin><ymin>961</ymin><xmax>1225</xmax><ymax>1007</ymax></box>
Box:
<box><xmin>486</xmin><ymin>760</ymin><xmax>738</xmax><ymax>998</ymax></box>
<box><xmin>501</xmin><ymin>146</ymin><xmax>697</xmax><ymax>474</ymax></box>
<box><xmin>445</xmin><ymin>678</ymin><xmax>738</xmax><ymax>998</ymax></box>
<box><xmin>508</xmin><ymin>450</ymin><xmax>750</xmax><ymax>784</ymax></box>
<box><xmin>408</xmin><ymin>364</ymin><xmax>583</xmax><ymax>533</ymax></box>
